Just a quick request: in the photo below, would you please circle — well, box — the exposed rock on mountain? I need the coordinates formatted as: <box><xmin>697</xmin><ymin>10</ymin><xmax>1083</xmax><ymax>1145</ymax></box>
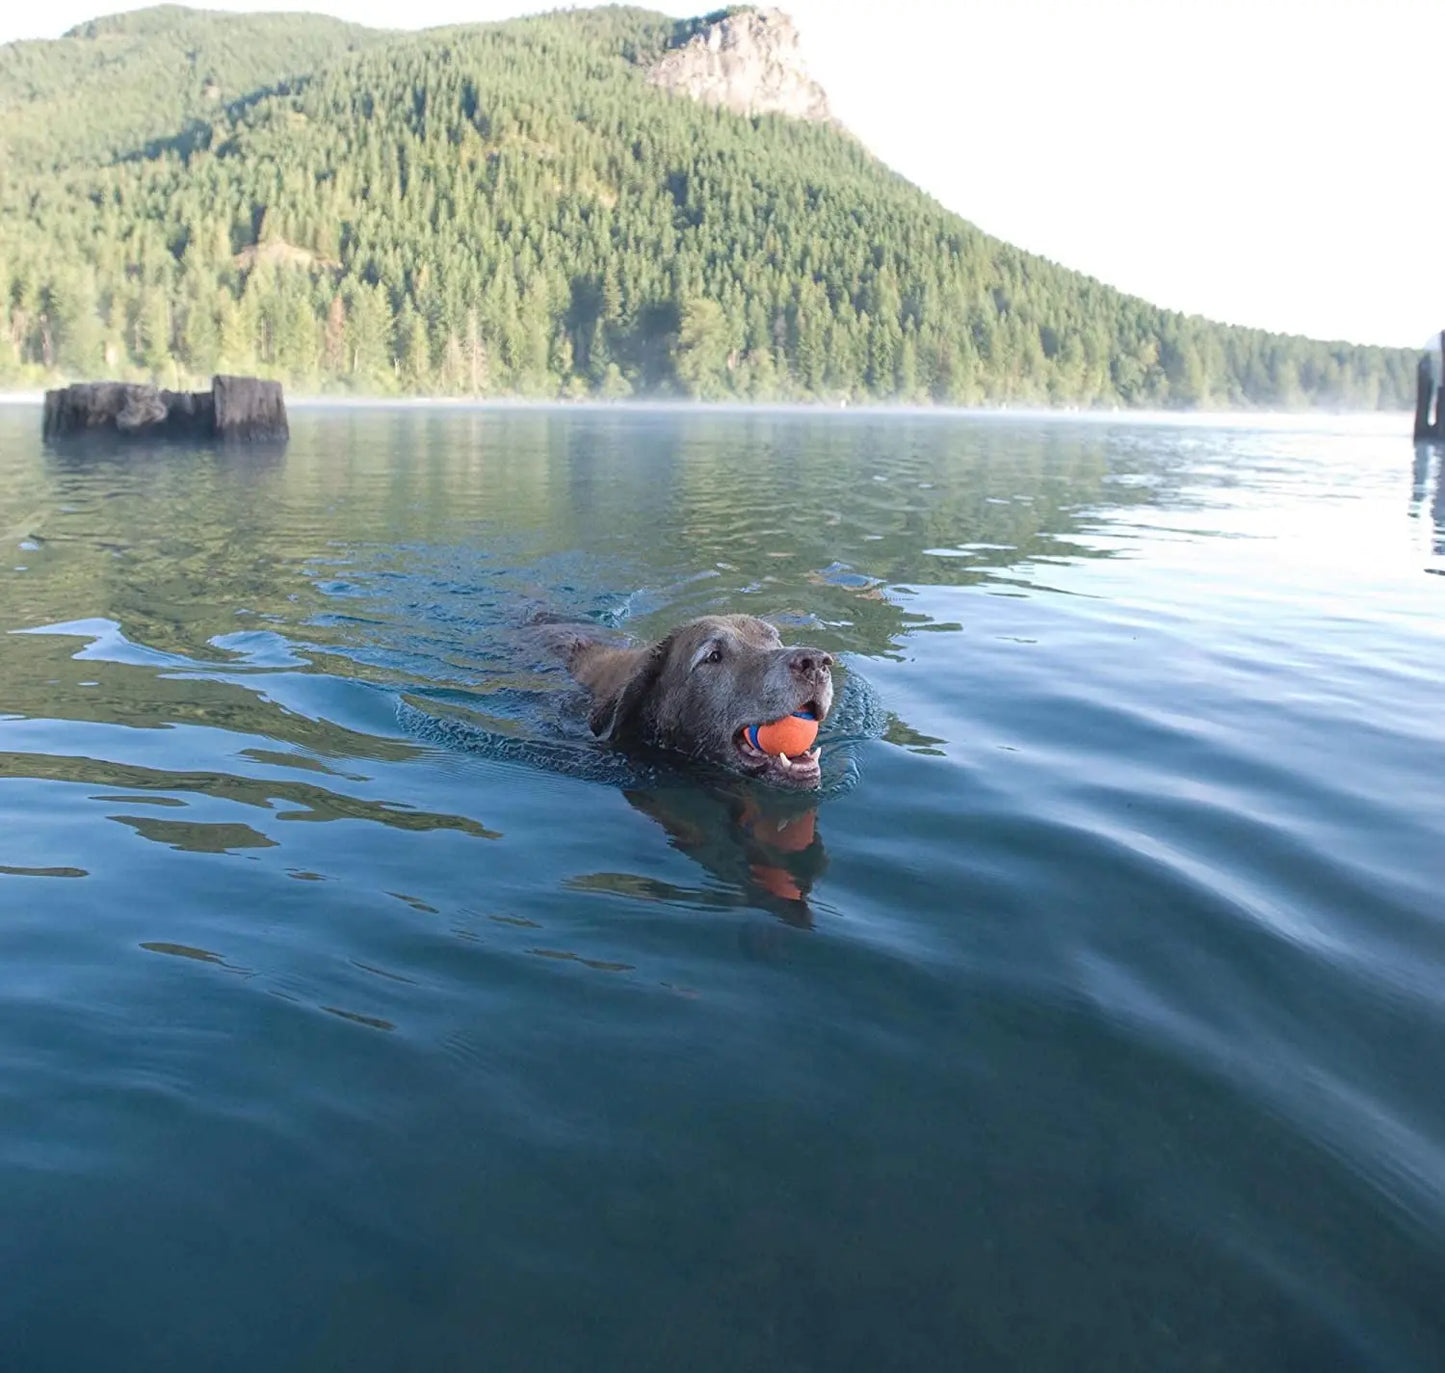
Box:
<box><xmin>647</xmin><ymin>7</ymin><xmax>832</xmax><ymax>123</ymax></box>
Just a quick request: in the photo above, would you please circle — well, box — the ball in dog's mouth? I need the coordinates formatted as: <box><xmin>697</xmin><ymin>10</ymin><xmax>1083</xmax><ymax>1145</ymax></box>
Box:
<box><xmin>734</xmin><ymin>702</ymin><xmax>825</xmax><ymax>788</ymax></box>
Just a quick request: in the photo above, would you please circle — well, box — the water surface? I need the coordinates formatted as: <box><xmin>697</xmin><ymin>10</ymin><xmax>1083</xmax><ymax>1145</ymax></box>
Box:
<box><xmin>2</xmin><ymin>404</ymin><xmax>1444</xmax><ymax>1371</ymax></box>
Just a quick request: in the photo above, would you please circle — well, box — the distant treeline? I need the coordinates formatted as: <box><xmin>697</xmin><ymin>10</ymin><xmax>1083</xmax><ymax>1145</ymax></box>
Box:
<box><xmin>0</xmin><ymin>5</ymin><xmax>1419</xmax><ymax>407</ymax></box>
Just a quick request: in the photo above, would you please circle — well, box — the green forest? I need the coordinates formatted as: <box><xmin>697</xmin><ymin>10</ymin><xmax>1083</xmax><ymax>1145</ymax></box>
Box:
<box><xmin>0</xmin><ymin>4</ymin><xmax>1420</xmax><ymax>407</ymax></box>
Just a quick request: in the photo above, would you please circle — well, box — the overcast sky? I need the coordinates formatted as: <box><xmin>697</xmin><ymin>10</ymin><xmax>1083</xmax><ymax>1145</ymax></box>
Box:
<box><xmin>3</xmin><ymin>0</ymin><xmax>1441</xmax><ymax>348</ymax></box>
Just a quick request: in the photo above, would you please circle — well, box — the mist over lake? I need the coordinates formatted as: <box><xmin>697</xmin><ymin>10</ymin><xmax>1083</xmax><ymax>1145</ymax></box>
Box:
<box><xmin>2</xmin><ymin>404</ymin><xmax>1444</xmax><ymax>1371</ymax></box>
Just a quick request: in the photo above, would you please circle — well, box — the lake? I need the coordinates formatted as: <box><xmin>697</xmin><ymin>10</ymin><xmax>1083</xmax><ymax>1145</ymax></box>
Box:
<box><xmin>2</xmin><ymin>403</ymin><xmax>1443</xmax><ymax>1372</ymax></box>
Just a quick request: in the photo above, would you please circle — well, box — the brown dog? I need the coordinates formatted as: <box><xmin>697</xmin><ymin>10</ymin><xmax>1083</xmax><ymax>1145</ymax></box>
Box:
<box><xmin>563</xmin><ymin>614</ymin><xmax>835</xmax><ymax>789</ymax></box>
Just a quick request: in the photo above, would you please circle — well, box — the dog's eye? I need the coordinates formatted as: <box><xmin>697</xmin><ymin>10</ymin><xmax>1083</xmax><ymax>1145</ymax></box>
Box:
<box><xmin>689</xmin><ymin>640</ymin><xmax>727</xmax><ymax>671</ymax></box>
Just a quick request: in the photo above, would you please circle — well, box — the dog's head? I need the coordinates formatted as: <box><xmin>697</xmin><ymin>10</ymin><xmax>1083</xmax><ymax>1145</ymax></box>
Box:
<box><xmin>590</xmin><ymin>614</ymin><xmax>835</xmax><ymax>788</ymax></box>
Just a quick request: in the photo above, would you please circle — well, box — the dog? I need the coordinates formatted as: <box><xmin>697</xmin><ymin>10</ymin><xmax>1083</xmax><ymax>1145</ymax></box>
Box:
<box><xmin>553</xmin><ymin>614</ymin><xmax>835</xmax><ymax>789</ymax></box>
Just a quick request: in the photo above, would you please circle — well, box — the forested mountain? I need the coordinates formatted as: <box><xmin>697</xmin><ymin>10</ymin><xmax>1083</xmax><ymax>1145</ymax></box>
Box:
<box><xmin>0</xmin><ymin>5</ymin><xmax>1418</xmax><ymax>407</ymax></box>
<box><xmin>0</xmin><ymin>6</ymin><xmax>384</xmax><ymax>169</ymax></box>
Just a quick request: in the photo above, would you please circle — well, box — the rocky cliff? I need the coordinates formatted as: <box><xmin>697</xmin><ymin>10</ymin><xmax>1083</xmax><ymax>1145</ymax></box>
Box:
<box><xmin>647</xmin><ymin>8</ymin><xmax>832</xmax><ymax>124</ymax></box>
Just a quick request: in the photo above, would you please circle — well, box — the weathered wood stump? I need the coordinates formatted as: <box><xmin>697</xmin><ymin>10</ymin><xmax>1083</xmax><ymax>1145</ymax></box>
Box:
<box><xmin>213</xmin><ymin>374</ymin><xmax>288</xmax><ymax>441</ymax></box>
<box><xmin>42</xmin><ymin>375</ymin><xmax>288</xmax><ymax>443</ymax></box>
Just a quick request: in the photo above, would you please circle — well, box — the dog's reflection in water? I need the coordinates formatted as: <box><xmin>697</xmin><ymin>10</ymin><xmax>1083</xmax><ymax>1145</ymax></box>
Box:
<box><xmin>573</xmin><ymin>780</ymin><xmax>828</xmax><ymax>928</ymax></box>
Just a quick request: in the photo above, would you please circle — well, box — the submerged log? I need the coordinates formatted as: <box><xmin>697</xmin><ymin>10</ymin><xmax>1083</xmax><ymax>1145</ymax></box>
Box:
<box><xmin>42</xmin><ymin>375</ymin><xmax>286</xmax><ymax>443</ymax></box>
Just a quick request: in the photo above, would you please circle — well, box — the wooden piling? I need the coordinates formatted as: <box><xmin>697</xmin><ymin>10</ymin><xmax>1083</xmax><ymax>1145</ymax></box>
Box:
<box><xmin>1416</xmin><ymin>333</ymin><xmax>1445</xmax><ymax>442</ymax></box>
<box><xmin>1415</xmin><ymin>355</ymin><xmax>1435</xmax><ymax>440</ymax></box>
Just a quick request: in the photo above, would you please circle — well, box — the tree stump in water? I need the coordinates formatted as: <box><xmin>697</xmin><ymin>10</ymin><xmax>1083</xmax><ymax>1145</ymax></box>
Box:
<box><xmin>42</xmin><ymin>376</ymin><xmax>287</xmax><ymax>443</ymax></box>
<box><xmin>213</xmin><ymin>375</ymin><xmax>288</xmax><ymax>441</ymax></box>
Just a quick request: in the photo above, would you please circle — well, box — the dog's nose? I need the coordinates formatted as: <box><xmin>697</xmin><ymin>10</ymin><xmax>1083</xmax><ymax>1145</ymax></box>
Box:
<box><xmin>788</xmin><ymin>649</ymin><xmax>833</xmax><ymax>677</ymax></box>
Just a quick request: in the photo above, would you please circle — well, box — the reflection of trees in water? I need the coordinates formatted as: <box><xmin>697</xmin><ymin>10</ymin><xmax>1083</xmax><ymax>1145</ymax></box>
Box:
<box><xmin>29</xmin><ymin>441</ymin><xmax>305</xmax><ymax>663</ymax></box>
<box><xmin>15</xmin><ymin>409</ymin><xmax>1188</xmax><ymax>671</ymax></box>
<box><xmin>0</xmin><ymin>751</ymin><xmax>495</xmax><ymax>842</ymax></box>
<box><xmin>0</xmin><ymin>621</ymin><xmax>423</xmax><ymax>765</ymax></box>
<box><xmin>549</xmin><ymin>411</ymin><xmax>1187</xmax><ymax>658</ymax></box>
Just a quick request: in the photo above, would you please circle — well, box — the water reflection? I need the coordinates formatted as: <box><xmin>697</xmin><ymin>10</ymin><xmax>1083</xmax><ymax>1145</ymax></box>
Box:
<box><xmin>111</xmin><ymin>815</ymin><xmax>279</xmax><ymax>854</ymax></box>
<box><xmin>10</xmin><ymin>408</ymin><xmax>1156</xmax><ymax>667</ymax></box>
<box><xmin>139</xmin><ymin>941</ymin><xmax>242</xmax><ymax>968</ymax></box>
<box><xmin>620</xmin><ymin>780</ymin><xmax>827</xmax><ymax>926</ymax></box>
<box><xmin>0</xmin><ymin>864</ymin><xmax>88</xmax><ymax>878</ymax></box>
<box><xmin>0</xmin><ymin>752</ymin><xmax>498</xmax><ymax>842</ymax></box>
<box><xmin>321</xmin><ymin>1006</ymin><xmax>396</xmax><ymax>1032</ymax></box>
<box><xmin>1412</xmin><ymin>441</ymin><xmax>1445</xmax><ymax>560</ymax></box>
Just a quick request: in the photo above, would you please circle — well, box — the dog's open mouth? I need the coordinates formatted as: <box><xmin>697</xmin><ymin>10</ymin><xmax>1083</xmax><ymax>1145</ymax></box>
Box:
<box><xmin>733</xmin><ymin>701</ymin><xmax>825</xmax><ymax>788</ymax></box>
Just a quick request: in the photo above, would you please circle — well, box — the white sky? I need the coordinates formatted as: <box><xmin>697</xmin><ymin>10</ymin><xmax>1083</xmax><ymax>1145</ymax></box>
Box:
<box><xmin>3</xmin><ymin>0</ymin><xmax>1441</xmax><ymax>348</ymax></box>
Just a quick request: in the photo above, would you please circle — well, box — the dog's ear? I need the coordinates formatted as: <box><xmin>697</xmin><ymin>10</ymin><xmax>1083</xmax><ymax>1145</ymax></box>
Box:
<box><xmin>588</xmin><ymin>635</ymin><xmax>671</xmax><ymax>742</ymax></box>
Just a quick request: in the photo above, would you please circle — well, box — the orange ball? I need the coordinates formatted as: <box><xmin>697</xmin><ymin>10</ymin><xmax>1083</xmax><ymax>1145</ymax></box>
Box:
<box><xmin>749</xmin><ymin>712</ymin><xmax>819</xmax><ymax>757</ymax></box>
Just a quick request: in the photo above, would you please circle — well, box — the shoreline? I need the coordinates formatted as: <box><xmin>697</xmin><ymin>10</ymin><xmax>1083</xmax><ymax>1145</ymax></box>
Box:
<box><xmin>0</xmin><ymin>389</ymin><xmax>1413</xmax><ymax>433</ymax></box>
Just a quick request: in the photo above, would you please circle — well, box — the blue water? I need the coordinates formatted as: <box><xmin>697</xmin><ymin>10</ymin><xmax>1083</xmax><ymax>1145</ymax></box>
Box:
<box><xmin>2</xmin><ymin>404</ymin><xmax>1443</xmax><ymax>1371</ymax></box>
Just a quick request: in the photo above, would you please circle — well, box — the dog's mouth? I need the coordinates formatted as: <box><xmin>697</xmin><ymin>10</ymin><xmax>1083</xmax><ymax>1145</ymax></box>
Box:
<box><xmin>732</xmin><ymin>698</ymin><xmax>826</xmax><ymax>789</ymax></box>
<box><xmin>734</xmin><ymin>730</ymin><xmax>822</xmax><ymax>787</ymax></box>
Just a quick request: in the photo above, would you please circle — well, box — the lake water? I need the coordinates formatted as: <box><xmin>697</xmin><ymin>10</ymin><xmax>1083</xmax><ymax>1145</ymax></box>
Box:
<box><xmin>2</xmin><ymin>403</ymin><xmax>1443</xmax><ymax>1371</ymax></box>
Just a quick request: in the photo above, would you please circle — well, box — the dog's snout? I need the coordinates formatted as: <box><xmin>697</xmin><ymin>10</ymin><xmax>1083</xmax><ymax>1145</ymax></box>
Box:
<box><xmin>788</xmin><ymin>649</ymin><xmax>833</xmax><ymax>677</ymax></box>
